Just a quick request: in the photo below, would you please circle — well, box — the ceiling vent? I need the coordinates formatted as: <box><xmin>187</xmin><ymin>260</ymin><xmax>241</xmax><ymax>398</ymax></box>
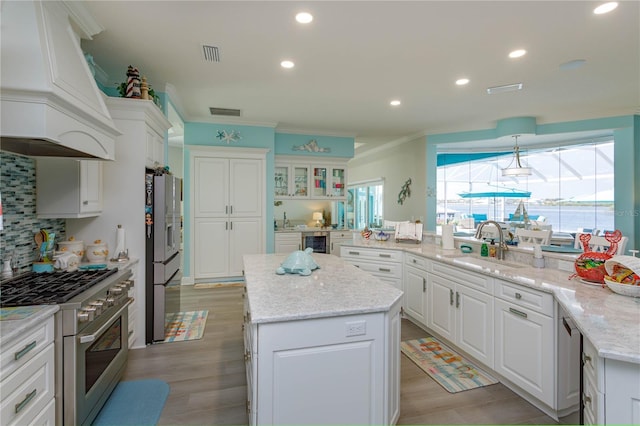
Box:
<box><xmin>202</xmin><ymin>45</ymin><xmax>220</xmax><ymax>62</ymax></box>
<box><xmin>209</xmin><ymin>107</ymin><xmax>241</xmax><ymax>117</ymax></box>
<box><xmin>486</xmin><ymin>83</ymin><xmax>523</xmax><ymax>95</ymax></box>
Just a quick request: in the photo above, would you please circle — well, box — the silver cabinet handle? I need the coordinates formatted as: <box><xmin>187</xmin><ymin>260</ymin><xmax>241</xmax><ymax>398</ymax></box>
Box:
<box><xmin>14</xmin><ymin>341</ymin><xmax>36</xmax><ymax>361</ymax></box>
<box><xmin>15</xmin><ymin>389</ymin><xmax>37</xmax><ymax>414</ymax></box>
<box><xmin>412</xmin><ymin>258</ymin><xmax>417</xmax><ymax>263</ymax></box>
<box><xmin>230</xmin><ymin>222</ymin><xmax>233</xmax><ymax>230</ymax></box>
<box><xmin>423</xmin><ymin>277</ymin><xmax>426</xmax><ymax>292</ymax></box>
<box><xmin>230</xmin><ymin>206</ymin><xmax>233</xmax><ymax>214</ymax></box>
<box><xmin>582</xmin><ymin>353</ymin><xmax>592</xmax><ymax>364</ymax></box>
<box><xmin>225</xmin><ymin>222</ymin><xmax>228</xmax><ymax>230</ymax></box>
<box><xmin>515</xmin><ymin>292</ymin><xmax>522</xmax><ymax>300</ymax></box>
<box><xmin>449</xmin><ymin>289</ymin><xmax>454</xmax><ymax>306</ymax></box>
<box><xmin>379</xmin><ymin>268</ymin><xmax>391</xmax><ymax>272</ymax></box>
<box><xmin>331</xmin><ymin>243</ymin><xmax>334</xmax><ymax>251</ymax></box>
<box><xmin>509</xmin><ymin>307</ymin><xmax>528</xmax><ymax>318</ymax></box>
<box><xmin>379</xmin><ymin>253</ymin><xmax>391</xmax><ymax>258</ymax></box>
<box><xmin>583</xmin><ymin>394</ymin><xmax>592</xmax><ymax>405</ymax></box>
<box><xmin>349</xmin><ymin>251</ymin><xmax>360</xmax><ymax>255</ymax></box>
<box><xmin>83</xmin><ymin>200</ymin><xmax>89</xmax><ymax>205</ymax></box>
<box><xmin>456</xmin><ymin>291</ymin><xmax>460</xmax><ymax>308</ymax></box>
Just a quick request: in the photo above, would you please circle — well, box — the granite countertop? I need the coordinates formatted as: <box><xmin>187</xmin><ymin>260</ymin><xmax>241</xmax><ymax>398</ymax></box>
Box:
<box><xmin>342</xmin><ymin>239</ymin><xmax>640</xmax><ymax>364</ymax></box>
<box><xmin>243</xmin><ymin>253</ymin><xmax>403</xmax><ymax>324</ymax></box>
<box><xmin>0</xmin><ymin>305</ymin><xmax>59</xmax><ymax>345</ymax></box>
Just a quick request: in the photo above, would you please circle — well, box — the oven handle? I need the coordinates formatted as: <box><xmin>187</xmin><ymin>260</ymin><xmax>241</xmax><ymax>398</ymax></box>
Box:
<box><xmin>78</xmin><ymin>298</ymin><xmax>132</xmax><ymax>344</ymax></box>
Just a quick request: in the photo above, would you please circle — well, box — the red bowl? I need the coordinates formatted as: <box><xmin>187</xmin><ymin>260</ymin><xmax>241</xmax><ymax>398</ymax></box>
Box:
<box><xmin>575</xmin><ymin>252</ymin><xmax>612</xmax><ymax>283</ymax></box>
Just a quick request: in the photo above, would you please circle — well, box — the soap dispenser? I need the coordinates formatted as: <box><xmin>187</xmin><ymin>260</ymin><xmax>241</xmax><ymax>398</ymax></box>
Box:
<box><xmin>481</xmin><ymin>242</ymin><xmax>489</xmax><ymax>257</ymax></box>
<box><xmin>488</xmin><ymin>240</ymin><xmax>497</xmax><ymax>258</ymax></box>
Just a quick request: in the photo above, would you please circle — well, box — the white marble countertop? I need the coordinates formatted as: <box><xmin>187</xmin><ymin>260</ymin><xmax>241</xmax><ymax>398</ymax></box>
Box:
<box><xmin>243</xmin><ymin>253</ymin><xmax>403</xmax><ymax>324</ymax></box>
<box><xmin>342</xmin><ymin>239</ymin><xmax>640</xmax><ymax>364</ymax></box>
<box><xmin>0</xmin><ymin>305</ymin><xmax>59</xmax><ymax>346</ymax></box>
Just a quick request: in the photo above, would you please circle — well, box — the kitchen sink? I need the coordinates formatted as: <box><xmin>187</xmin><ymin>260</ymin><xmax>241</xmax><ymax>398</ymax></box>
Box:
<box><xmin>443</xmin><ymin>255</ymin><xmax>528</xmax><ymax>270</ymax></box>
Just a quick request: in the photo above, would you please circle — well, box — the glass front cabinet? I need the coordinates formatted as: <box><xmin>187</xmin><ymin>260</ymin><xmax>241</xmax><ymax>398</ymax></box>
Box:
<box><xmin>275</xmin><ymin>157</ymin><xmax>347</xmax><ymax>200</ymax></box>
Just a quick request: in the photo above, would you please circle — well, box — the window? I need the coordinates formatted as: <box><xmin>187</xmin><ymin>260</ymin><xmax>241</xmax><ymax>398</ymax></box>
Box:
<box><xmin>437</xmin><ymin>140</ymin><xmax>614</xmax><ymax>234</ymax></box>
<box><xmin>347</xmin><ymin>179</ymin><xmax>384</xmax><ymax>229</ymax></box>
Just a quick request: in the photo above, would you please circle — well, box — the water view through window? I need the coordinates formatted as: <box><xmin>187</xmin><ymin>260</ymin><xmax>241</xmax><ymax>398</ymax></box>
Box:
<box><xmin>437</xmin><ymin>140</ymin><xmax>614</xmax><ymax>235</ymax></box>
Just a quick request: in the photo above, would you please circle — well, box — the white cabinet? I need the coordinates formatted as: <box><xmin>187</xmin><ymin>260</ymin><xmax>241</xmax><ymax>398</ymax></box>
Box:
<box><xmin>274</xmin><ymin>157</ymin><xmax>348</xmax><ymax>200</ymax></box>
<box><xmin>582</xmin><ymin>336</ymin><xmax>640</xmax><ymax>425</ymax></box>
<box><xmin>0</xmin><ymin>314</ymin><xmax>56</xmax><ymax>426</ymax></box>
<box><xmin>404</xmin><ymin>260</ymin><xmax>429</xmax><ymax>324</ymax></box>
<box><xmin>341</xmin><ymin>246</ymin><xmax>403</xmax><ymax>291</ymax></box>
<box><xmin>274</xmin><ymin>163</ymin><xmax>310</xmax><ymax>198</ymax></box>
<box><xmin>329</xmin><ymin>231</ymin><xmax>353</xmax><ymax>256</ymax></box>
<box><xmin>428</xmin><ymin>263</ymin><xmax>495</xmax><ymax>368</ymax></box>
<box><xmin>557</xmin><ymin>303</ymin><xmax>580</xmax><ymax>416</ymax></box>
<box><xmin>191</xmin><ymin>148</ymin><xmax>266</xmax><ymax>280</ymax></box>
<box><xmin>494</xmin><ymin>280</ymin><xmax>554</xmax><ymax>408</ymax></box>
<box><xmin>36</xmin><ymin>159</ymin><xmax>102</xmax><ymax>218</ymax></box>
<box><xmin>275</xmin><ymin>232</ymin><xmax>301</xmax><ymax>254</ymax></box>
<box><xmin>145</xmin><ymin>127</ymin><xmax>164</xmax><ymax>168</ymax></box>
<box><xmin>244</xmin><ymin>299</ymin><xmax>401</xmax><ymax>425</ymax></box>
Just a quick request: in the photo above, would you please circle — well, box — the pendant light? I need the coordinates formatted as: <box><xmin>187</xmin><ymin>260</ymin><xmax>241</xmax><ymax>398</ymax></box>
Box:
<box><xmin>502</xmin><ymin>135</ymin><xmax>532</xmax><ymax>177</ymax></box>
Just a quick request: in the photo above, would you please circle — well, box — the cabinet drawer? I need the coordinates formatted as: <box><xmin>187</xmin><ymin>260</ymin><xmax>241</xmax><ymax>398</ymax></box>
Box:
<box><xmin>350</xmin><ymin>259</ymin><xmax>402</xmax><ymax>279</ymax></box>
<box><xmin>341</xmin><ymin>247</ymin><xmax>402</xmax><ymax>262</ymax></box>
<box><xmin>275</xmin><ymin>233</ymin><xmax>302</xmax><ymax>243</ymax></box>
<box><xmin>582</xmin><ymin>371</ymin><xmax>603</xmax><ymax>424</ymax></box>
<box><xmin>432</xmin><ymin>261</ymin><xmax>493</xmax><ymax>293</ymax></box>
<box><xmin>330</xmin><ymin>231</ymin><xmax>353</xmax><ymax>241</ymax></box>
<box><xmin>494</xmin><ymin>280</ymin><xmax>554</xmax><ymax>316</ymax></box>
<box><xmin>0</xmin><ymin>343</ymin><xmax>54</xmax><ymax>426</ymax></box>
<box><xmin>1</xmin><ymin>319</ymin><xmax>54</xmax><ymax>382</ymax></box>
<box><xmin>404</xmin><ymin>253</ymin><xmax>430</xmax><ymax>270</ymax></box>
<box><xmin>582</xmin><ymin>337</ymin><xmax>604</xmax><ymax>391</ymax></box>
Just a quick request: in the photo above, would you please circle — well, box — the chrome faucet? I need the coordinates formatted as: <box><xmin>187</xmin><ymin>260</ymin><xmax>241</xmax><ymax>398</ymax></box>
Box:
<box><xmin>475</xmin><ymin>220</ymin><xmax>507</xmax><ymax>260</ymax></box>
<box><xmin>283</xmin><ymin>211</ymin><xmax>290</xmax><ymax>228</ymax></box>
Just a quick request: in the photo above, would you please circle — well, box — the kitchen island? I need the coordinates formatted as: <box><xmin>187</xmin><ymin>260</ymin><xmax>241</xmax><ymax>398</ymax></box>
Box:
<box><xmin>242</xmin><ymin>253</ymin><xmax>403</xmax><ymax>425</ymax></box>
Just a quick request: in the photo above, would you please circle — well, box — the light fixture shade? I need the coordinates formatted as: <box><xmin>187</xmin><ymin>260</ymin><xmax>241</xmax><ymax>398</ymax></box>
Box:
<box><xmin>502</xmin><ymin>166</ymin><xmax>532</xmax><ymax>177</ymax></box>
<box><xmin>313</xmin><ymin>212</ymin><xmax>323</xmax><ymax>220</ymax></box>
<box><xmin>502</xmin><ymin>135</ymin><xmax>533</xmax><ymax>177</ymax></box>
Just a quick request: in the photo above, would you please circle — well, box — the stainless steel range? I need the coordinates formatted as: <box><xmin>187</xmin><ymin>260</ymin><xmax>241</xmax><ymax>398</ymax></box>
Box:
<box><xmin>0</xmin><ymin>267</ymin><xmax>134</xmax><ymax>425</ymax></box>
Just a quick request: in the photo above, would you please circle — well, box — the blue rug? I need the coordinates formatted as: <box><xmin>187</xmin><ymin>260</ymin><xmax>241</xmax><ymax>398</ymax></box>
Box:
<box><xmin>92</xmin><ymin>379</ymin><xmax>170</xmax><ymax>425</ymax></box>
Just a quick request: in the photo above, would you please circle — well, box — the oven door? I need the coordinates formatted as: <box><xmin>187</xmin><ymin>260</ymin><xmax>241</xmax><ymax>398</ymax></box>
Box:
<box><xmin>64</xmin><ymin>300</ymin><xmax>131</xmax><ymax>425</ymax></box>
<box><xmin>302</xmin><ymin>232</ymin><xmax>329</xmax><ymax>254</ymax></box>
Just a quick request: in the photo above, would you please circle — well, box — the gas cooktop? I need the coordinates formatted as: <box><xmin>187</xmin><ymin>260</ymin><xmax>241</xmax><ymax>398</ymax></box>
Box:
<box><xmin>0</xmin><ymin>269</ymin><xmax>118</xmax><ymax>307</ymax></box>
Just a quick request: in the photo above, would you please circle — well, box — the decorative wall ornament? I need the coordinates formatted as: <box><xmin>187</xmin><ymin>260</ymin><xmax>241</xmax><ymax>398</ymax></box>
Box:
<box><xmin>397</xmin><ymin>178</ymin><xmax>412</xmax><ymax>205</ymax></box>
<box><xmin>216</xmin><ymin>130</ymin><xmax>242</xmax><ymax>144</ymax></box>
<box><xmin>292</xmin><ymin>139</ymin><xmax>331</xmax><ymax>153</ymax></box>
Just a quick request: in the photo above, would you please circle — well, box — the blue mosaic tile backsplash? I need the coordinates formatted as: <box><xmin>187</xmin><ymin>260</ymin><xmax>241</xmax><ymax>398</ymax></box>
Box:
<box><xmin>1</xmin><ymin>152</ymin><xmax>66</xmax><ymax>274</ymax></box>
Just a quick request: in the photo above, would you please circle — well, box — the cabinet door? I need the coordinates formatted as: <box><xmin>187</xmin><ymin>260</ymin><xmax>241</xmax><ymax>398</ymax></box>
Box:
<box><xmin>428</xmin><ymin>274</ymin><xmax>456</xmax><ymax>342</ymax></box>
<box><xmin>193</xmin><ymin>218</ymin><xmax>229</xmax><ymax>279</ymax></box>
<box><xmin>404</xmin><ymin>265</ymin><xmax>428</xmax><ymax>325</ymax></box>
<box><xmin>456</xmin><ymin>284</ymin><xmax>494</xmax><ymax>368</ymax></box>
<box><xmin>311</xmin><ymin>167</ymin><xmax>327</xmax><ymax>197</ymax></box>
<box><xmin>79</xmin><ymin>160</ymin><xmax>102</xmax><ymax>214</ymax></box>
<box><xmin>230</xmin><ymin>159</ymin><xmax>262</xmax><ymax>217</ymax></box>
<box><xmin>292</xmin><ymin>166</ymin><xmax>309</xmax><ymax>197</ymax></box>
<box><xmin>494</xmin><ymin>298</ymin><xmax>554</xmax><ymax>407</ymax></box>
<box><xmin>146</xmin><ymin>128</ymin><xmax>164</xmax><ymax>168</ymax></box>
<box><xmin>229</xmin><ymin>218</ymin><xmax>263</xmax><ymax>276</ymax></box>
<box><xmin>194</xmin><ymin>157</ymin><xmax>229</xmax><ymax>217</ymax></box>
<box><xmin>274</xmin><ymin>165</ymin><xmax>290</xmax><ymax>197</ymax></box>
<box><xmin>275</xmin><ymin>235</ymin><xmax>302</xmax><ymax>254</ymax></box>
<box><xmin>328</xmin><ymin>167</ymin><xmax>346</xmax><ymax>197</ymax></box>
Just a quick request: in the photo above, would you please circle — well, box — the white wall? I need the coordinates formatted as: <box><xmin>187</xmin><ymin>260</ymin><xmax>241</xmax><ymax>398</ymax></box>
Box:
<box><xmin>348</xmin><ymin>137</ymin><xmax>426</xmax><ymax>223</ymax></box>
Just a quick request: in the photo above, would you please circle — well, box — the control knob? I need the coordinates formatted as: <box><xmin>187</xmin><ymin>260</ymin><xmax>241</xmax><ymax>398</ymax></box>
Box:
<box><xmin>90</xmin><ymin>300</ymin><xmax>105</xmax><ymax>315</ymax></box>
<box><xmin>83</xmin><ymin>307</ymin><xmax>96</xmax><ymax>322</ymax></box>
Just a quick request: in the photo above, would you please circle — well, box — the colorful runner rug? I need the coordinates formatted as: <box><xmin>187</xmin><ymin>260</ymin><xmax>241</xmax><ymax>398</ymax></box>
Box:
<box><xmin>401</xmin><ymin>337</ymin><xmax>498</xmax><ymax>393</ymax></box>
<box><xmin>163</xmin><ymin>310</ymin><xmax>208</xmax><ymax>343</ymax></box>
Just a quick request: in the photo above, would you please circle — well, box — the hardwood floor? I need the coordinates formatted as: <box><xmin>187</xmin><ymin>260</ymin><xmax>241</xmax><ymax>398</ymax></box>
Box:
<box><xmin>122</xmin><ymin>285</ymin><xmax>568</xmax><ymax>425</ymax></box>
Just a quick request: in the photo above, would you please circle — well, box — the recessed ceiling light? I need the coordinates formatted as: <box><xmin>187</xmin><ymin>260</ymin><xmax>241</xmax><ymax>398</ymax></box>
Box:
<box><xmin>509</xmin><ymin>49</ymin><xmax>527</xmax><ymax>59</ymax></box>
<box><xmin>594</xmin><ymin>2</ymin><xmax>618</xmax><ymax>14</ymax></box>
<box><xmin>296</xmin><ymin>12</ymin><xmax>313</xmax><ymax>24</ymax></box>
<box><xmin>390</xmin><ymin>100</ymin><xmax>401</xmax><ymax>106</ymax></box>
<box><xmin>280</xmin><ymin>60</ymin><xmax>295</xmax><ymax>69</ymax></box>
<box><xmin>455</xmin><ymin>78</ymin><xmax>470</xmax><ymax>86</ymax></box>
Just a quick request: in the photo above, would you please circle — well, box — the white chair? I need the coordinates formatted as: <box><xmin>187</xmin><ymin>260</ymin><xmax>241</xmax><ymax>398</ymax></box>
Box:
<box><xmin>574</xmin><ymin>233</ymin><xmax>628</xmax><ymax>255</ymax></box>
<box><xmin>515</xmin><ymin>228</ymin><xmax>552</xmax><ymax>246</ymax></box>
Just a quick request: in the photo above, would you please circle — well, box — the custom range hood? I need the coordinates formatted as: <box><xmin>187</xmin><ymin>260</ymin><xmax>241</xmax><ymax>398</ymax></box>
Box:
<box><xmin>0</xmin><ymin>1</ymin><xmax>120</xmax><ymax>159</ymax></box>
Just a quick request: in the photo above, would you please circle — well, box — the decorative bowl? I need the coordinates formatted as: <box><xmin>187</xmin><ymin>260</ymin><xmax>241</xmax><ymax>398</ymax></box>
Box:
<box><xmin>373</xmin><ymin>231</ymin><xmax>390</xmax><ymax>241</ymax></box>
<box><xmin>574</xmin><ymin>251</ymin><xmax>611</xmax><ymax>283</ymax></box>
<box><xmin>604</xmin><ymin>277</ymin><xmax>640</xmax><ymax>297</ymax></box>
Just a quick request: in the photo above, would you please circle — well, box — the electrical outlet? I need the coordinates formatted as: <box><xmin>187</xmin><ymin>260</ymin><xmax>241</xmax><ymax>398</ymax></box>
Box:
<box><xmin>345</xmin><ymin>320</ymin><xmax>366</xmax><ymax>337</ymax></box>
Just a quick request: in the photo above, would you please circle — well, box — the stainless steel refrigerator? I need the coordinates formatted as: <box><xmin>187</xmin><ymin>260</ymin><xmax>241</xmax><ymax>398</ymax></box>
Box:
<box><xmin>145</xmin><ymin>171</ymin><xmax>182</xmax><ymax>343</ymax></box>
